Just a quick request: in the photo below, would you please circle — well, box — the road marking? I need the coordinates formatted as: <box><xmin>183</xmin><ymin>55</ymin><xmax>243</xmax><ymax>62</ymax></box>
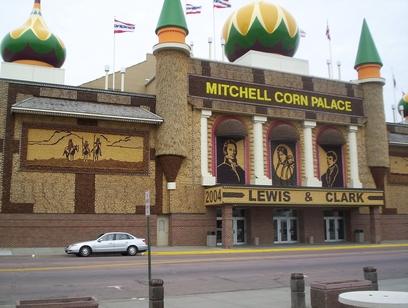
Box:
<box><xmin>107</xmin><ymin>285</ymin><xmax>123</xmax><ymax>290</ymax></box>
<box><xmin>152</xmin><ymin>243</ymin><xmax>408</xmax><ymax>256</ymax></box>
<box><xmin>0</xmin><ymin>248</ymin><xmax>406</xmax><ymax>273</ymax></box>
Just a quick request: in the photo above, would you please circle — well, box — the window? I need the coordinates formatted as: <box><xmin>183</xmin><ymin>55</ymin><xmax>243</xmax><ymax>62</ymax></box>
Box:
<box><xmin>317</xmin><ymin>127</ymin><xmax>345</xmax><ymax>188</ymax></box>
<box><xmin>269</xmin><ymin>123</ymin><xmax>299</xmax><ymax>186</ymax></box>
<box><xmin>100</xmin><ymin>234</ymin><xmax>115</xmax><ymax>241</ymax></box>
<box><xmin>214</xmin><ymin>118</ymin><xmax>247</xmax><ymax>185</ymax></box>
<box><xmin>116</xmin><ymin>233</ymin><xmax>131</xmax><ymax>240</ymax></box>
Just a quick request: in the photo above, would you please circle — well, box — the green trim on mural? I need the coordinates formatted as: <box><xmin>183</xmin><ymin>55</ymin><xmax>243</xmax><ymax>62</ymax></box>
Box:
<box><xmin>354</xmin><ymin>19</ymin><xmax>382</xmax><ymax>69</ymax></box>
<box><xmin>156</xmin><ymin>0</ymin><xmax>188</xmax><ymax>35</ymax></box>
<box><xmin>225</xmin><ymin>17</ymin><xmax>299</xmax><ymax>62</ymax></box>
<box><xmin>1</xmin><ymin>30</ymin><xmax>66</xmax><ymax>68</ymax></box>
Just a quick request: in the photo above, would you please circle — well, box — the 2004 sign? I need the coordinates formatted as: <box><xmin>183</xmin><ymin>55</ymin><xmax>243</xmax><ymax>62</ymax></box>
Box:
<box><xmin>205</xmin><ymin>188</ymin><xmax>222</xmax><ymax>205</ymax></box>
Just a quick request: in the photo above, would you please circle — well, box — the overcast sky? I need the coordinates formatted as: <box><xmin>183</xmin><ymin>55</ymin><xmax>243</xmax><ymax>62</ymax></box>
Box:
<box><xmin>1</xmin><ymin>0</ymin><xmax>407</xmax><ymax>122</ymax></box>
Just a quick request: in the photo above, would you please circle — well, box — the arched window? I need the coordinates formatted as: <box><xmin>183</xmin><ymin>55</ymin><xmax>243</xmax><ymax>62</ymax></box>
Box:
<box><xmin>317</xmin><ymin>127</ymin><xmax>346</xmax><ymax>188</ymax></box>
<box><xmin>268</xmin><ymin>122</ymin><xmax>299</xmax><ymax>187</ymax></box>
<box><xmin>214</xmin><ymin>118</ymin><xmax>247</xmax><ymax>184</ymax></box>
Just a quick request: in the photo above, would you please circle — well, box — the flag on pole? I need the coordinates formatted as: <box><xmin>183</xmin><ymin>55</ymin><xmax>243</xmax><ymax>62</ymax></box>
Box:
<box><xmin>326</xmin><ymin>23</ymin><xmax>331</xmax><ymax>40</ymax></box>
<box><xmin>114</xmin><ymin>19</ymin><xmax>135</xmax><ymax>34</ymax></box>
<box><xmin>214</xmin><ymin>0</ymin><xmax>231</xmax><ymax>8</ymax></box>
<box><xmin>186</xmin><ymin>3</ymin><xmax>202</xmax><ymax>14</ymax></box>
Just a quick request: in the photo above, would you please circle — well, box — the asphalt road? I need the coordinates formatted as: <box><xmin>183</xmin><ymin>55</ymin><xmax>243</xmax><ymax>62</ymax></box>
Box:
<box><xmin>0</xmin><ymin>246</ymin><xmax>407</xmax><ymax>306</ymax></box>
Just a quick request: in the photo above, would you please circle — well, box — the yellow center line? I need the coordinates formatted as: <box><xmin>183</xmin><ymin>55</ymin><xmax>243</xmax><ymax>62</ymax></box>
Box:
<box><xmin>152</xmin><ymin>243</ymin><xmax>408</xmax><ymax>256</ymax></box>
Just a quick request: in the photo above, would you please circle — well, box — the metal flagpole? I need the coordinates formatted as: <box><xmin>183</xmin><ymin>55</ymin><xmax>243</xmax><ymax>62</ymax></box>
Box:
<box><xmin>112</xmin><ymin>18</ymin><xmax>116</xmax><ymax>91</ymax></box>
<box><xmin>326</xmin><ymin>21</ymin><xmax>333</xmax><ymax>79</ymax></box>
<box><xmin>212</xmin><ymin>2</ymin><xmax>216</xmax><ymax>60</ymax></box>
<box><xmin>392</xmin><ymin>71</ymin><xmax>397</xmax><ymax>123</ymax></box>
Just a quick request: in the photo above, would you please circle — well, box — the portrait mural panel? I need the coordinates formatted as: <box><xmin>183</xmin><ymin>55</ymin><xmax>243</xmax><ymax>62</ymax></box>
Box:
<box><xmin>319</xmin><ymin>145</ymin><xmax>344</xmax><ymax>188</ymax></box>
<box><xmin>216</xmin><ymin>137</ymin><xmax>246</xmax><ymax>184</ymax></box>
<box><xmin>21</xmin><ymin>124</ymin><xmax>149</xmax><ymax>174</ymax></box>
<box><xmin>271</xmin><ymin>142</ymin><xmax>297</xmax><ymax>186</ymax></box>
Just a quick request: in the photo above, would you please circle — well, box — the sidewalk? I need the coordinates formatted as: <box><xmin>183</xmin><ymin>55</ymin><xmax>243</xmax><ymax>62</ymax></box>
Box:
<box><xmin>4</xmin><ymin>279</ymin><xmax>405</xmax><ymax>308</ymax></box>
<box><xmin>1</xmin><ymin>240</ymin><xmax>408</xmax><ymax>257</ymax></box>
<box><xmin>97</xmin><ymin>278</ymin><xmax>408</xmax><ymax>308</ymax></box>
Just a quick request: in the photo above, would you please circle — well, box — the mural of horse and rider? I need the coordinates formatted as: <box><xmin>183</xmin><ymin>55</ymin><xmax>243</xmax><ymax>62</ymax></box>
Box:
<box><xmin>22</xmin><ymin>125</ymin><xmax>149</xmax><ymax>174</ymax></box>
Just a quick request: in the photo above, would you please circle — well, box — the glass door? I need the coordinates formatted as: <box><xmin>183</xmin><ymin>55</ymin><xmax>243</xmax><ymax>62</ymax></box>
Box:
<box><xmin>233</xmin><ymin>218</ymin><xmax>246</xmax><ymax>245</ymax></box>
<box><xmin>274</xmin><ymin>217</ymin><xmax>298</xmax><ymax>243</ymax></box>
<box><xmin>324</xmin><ymin>217</ymin><xmax>345</xmax><ymax>242</ymax></box>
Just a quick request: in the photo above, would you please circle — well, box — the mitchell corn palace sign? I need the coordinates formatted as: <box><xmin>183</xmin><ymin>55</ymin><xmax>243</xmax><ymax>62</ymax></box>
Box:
<box><xmin>189</xmin><ymin>75</ymin><xmax>364</xmax><ymax>116</ymax></box>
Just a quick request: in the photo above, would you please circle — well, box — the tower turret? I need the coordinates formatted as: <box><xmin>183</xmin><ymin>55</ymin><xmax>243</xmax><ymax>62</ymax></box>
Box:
<box><xmin>354</xmin><ymin>20</ymin><xmax>389</xmax><ymax>191</ymax></box>
<box><xmin>153</xmin><ymin>0</ymin><xmax>191</xmax><ymax>190</ymax></box>
<box><xmin>354</xmin><ymin>19</ymin><xmax>382</xmax><ymax>80</ymax></box>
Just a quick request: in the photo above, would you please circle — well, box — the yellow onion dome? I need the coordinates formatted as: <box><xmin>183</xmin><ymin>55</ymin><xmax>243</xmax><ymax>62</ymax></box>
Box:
<box><xmin>1</xmin><ymin>0</ymin><xmax>66</xmax><ymax>68</ymax></box>
<box><xmin>222</xmin><ymin>0</ymin><xmax>300</xmax><ymax>62</ymax></box>
<box><xmin>398</xmin><ymin>93</ymin><xmax>408</xmax><ymax>118</ymax></box>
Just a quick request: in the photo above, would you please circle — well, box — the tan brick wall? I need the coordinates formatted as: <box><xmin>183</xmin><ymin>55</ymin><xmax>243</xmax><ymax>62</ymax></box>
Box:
<box><xmin>386</xmin><ymin>184</ymin><xmax>408</xmax><ymax>214</ymax></box>
<box><xmin>10</xmin><ymin>154</ymin><xmax>75</xmax><ymax>213</ymax></box>
<box><xmin>264</xmin><ymin>71</ymin><xmax>303</xmax><ymax>88</ymax></box>
<box><xmin>361</xmin><ymin>83</ymin><xmax>389</xmax><ymax>168</ymax></box>
<box><xmin>40</xmin><ymin>87</ymin><xmax>77</xmax><ymax>100</ymax></box>
<box><xmin>95</xmin><ymin>172</ymin><xmax>155</xmax><ymax>214</ymax></box>
<box><xmin>155</xmin><ymin>50</ymin><xmax>189</xmax><ymax>157</ymax></box>
<box><xmin>209</xmin><ymin>62</ymin><xmax>253</xmax><ymax>82</ymax></box>
<box><xmin>358</xmin><ymin>127</ymin><xmax>376</xmax><ymax>188</ymax></box>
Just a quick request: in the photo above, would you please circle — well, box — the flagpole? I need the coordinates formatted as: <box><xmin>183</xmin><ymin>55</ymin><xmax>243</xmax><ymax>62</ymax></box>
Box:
<box><xmin>112</xmin><ymin>18</ymin><xmax>116</xmax><ymax>91</ymax></box>
<box><xmin>212</xmin><ymin>2</ymin><xmax>216</xmax><ymax>60</ymax></box>
<box><xmin>327</xmin><ymin>21</ymin><xmax>333</xmax><ymax>79</ymax></box>
<box><xmin>392</xmin><ymin>70</ymin><xmax>397</xmax><ymax>123</ymax></box>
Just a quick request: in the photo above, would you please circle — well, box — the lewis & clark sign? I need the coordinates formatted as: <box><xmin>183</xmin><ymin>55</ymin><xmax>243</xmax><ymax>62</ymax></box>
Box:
<box><xmin>204</xmin><ymin>186</ymin><xmax>384</xmax><ymax>207</ymax></box>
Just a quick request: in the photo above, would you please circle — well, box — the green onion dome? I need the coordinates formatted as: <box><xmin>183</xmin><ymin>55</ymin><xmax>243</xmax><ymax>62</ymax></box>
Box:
<box><xmin>398</xmin><ymin>93</ymin><xmax>408</xmax><ymax>118</ymax></box>
<box><xmin>222</xmin><ymin>0</ymin><xmax>300</xmax><ymax>62</ymax></box>
<box><xmin>1</xmin><ymin>0</ymin><xmax>66</xmax><ymax>68</ymax></box>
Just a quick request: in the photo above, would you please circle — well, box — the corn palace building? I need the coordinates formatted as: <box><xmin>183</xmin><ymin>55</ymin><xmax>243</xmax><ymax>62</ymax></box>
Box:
<box><xmin>0</xmin><ymin>0</ymin><xmax>407</xmax><ymax>248</ymax></box>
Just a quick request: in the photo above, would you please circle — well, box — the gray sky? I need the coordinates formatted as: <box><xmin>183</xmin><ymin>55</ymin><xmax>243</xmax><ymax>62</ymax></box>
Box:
<box><xmin>1</xmin><ymin>0</ymin><xmax>407</xmax><ymax>122</ymax></box>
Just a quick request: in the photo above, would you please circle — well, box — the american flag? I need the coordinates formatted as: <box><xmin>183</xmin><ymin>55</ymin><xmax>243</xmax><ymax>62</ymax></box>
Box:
<box><xmin>186</xmin><ymin>3</ymin><xmax>202</xmax><ymax>14</ymax></box>
<box><xmin>114</xmin><ymin>19</ymin><xmax>135</xmax><ymax>34</ymax></box>
<box><xmin>214</xmin><ymin>0</ymin><xmax>231</xmax><ymax>9</ymax></box>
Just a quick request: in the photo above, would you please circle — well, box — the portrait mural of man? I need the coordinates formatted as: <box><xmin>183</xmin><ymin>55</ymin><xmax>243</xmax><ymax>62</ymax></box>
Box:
<box><xmin>216</xmin><ymin>138</ymin><xmax>246</xmax><ymax>184</ymax></box>
<box><xmin>271</xmin><ymin>142</ymin><xmax>297</xmax><ymax>186</ymax></box>
<box><xmin>319</xmin><ymin>145</ymin><xmax>344</xmax><ymax>188</ymax></box>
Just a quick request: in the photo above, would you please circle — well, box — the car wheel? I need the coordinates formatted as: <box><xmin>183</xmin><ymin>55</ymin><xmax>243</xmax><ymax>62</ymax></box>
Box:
<box><xmin>127</xmin><ymin>245</ymin><xmax>138</xmax><ymax>256</ymax></box>
<box><xmin>79</xmin><ymin>246</ymin><xmax>92</xmax><ymax>257</ymax></box>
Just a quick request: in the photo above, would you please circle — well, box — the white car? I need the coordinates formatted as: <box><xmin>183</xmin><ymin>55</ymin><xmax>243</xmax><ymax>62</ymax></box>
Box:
<box><xmin>65</xmin><ymin>232</ymin><xmax>147</xmax><ymax>257</ymax></box>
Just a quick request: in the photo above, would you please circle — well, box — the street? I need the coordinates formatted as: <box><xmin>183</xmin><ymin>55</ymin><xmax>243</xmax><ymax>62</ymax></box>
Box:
<box><xmin>0</xmin><ymin>246</ymin><xmax>407</xmax><ymax>306</ymax></box>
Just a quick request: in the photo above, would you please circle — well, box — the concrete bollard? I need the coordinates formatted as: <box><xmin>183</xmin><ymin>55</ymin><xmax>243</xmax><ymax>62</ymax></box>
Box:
<box><xmin>363</xmin><ymin>266</ymin><xmax>378</xmax><ymax>290</ymax></box>
<box><xmin>291</xmin><ymin>273</ymin><xmax>306</xmax><ymax>308</ymax></box>
<box><xmin>149</xmin><ymin>279</ymin><xmax>164</xmax><ymax>308</ymax></box>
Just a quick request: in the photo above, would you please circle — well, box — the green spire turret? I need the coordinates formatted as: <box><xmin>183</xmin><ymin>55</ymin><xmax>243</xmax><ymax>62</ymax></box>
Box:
<box><xmin>156</xmin><ymin>0</ymin><xmax>188</xmax><ymax>35</ymax></box>
<box><xmin>354</xmin><ymin>19</ymin><xmax>382</xmax><ymax>69</ymax></box>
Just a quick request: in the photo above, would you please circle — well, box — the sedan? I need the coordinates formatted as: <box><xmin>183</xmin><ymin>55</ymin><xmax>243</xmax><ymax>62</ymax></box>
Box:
<box><xmin>65</xmin><ymin>232</ymin><xmax>147</xmax><ymax>257</ymax></box>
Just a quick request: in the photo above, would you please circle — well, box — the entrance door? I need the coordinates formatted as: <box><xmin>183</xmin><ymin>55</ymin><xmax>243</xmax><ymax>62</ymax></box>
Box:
<box><xmin>324</xmin><ymin>217</ymin><xmax>345</xmax><ymax>242</ymax></box>
<box><xmin>233</xmin><ymin>217</ymin><xmax>246</xmax><ymax>245</ymax></box>
<box><xmin>156</xmin><ymin>216</ymin><xmax>169</xmax><ymax>246</ymax></box>
<box><xmin>274</xmin><ymin>217</ymin><xmax>298</xmax><ymax>243</ymax></box>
